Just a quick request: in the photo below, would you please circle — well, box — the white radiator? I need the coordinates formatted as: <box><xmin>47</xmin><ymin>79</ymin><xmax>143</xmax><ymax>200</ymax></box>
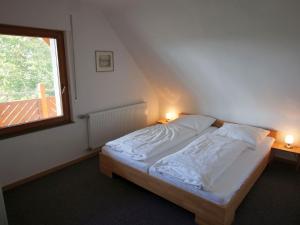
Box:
<box><xmin>87</xmin><ymin>102</ymin><xmax>147</xmax><ymax>149</ymax></box>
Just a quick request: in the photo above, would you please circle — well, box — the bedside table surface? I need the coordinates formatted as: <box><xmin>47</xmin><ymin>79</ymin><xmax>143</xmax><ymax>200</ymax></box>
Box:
<box><xmin>272</xmin><ymin>142</ymin><xmax>300</xmax><ymax>154</ymax></box>
<box><xmin>157</xmin><ymin>119</ymin><xmax>168</xmax><ymax>124</ymax></box>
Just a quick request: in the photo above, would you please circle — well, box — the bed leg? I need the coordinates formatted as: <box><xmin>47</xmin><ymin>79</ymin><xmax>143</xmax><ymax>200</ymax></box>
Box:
<box><xmin>99</xmin><ymin>153</ymin><xmax>113</xmax><ymax>178</ymax></box>
<box><xmin>224</xmin><ymin>211</ymin><xmax>235</xmax><ymax>225</ymax></box>
<box><xmin>194</xmin><ymin>214</ymin><xmax>213</xmax><ymax>225</ymax></box>
<box><xmin>194</xmin><ymin>214</ymin><xmax>204</xmax><ymax>225</ymax></box>
<box><xmin>194</xmin><ymin>211</ymin><xmax>235</xmax><ymax>225</ymax></box>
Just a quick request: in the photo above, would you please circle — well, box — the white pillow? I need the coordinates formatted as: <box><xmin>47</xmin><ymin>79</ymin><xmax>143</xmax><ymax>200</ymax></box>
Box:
<box><xmin>170</xmin><ymin>115</ymin><xmax>216</xmax><ymax>133</ymax></box>
<box><xmin>214</xmin><ymin>123</ymin><xmax>270</xmax><ymax>147</ymax></box>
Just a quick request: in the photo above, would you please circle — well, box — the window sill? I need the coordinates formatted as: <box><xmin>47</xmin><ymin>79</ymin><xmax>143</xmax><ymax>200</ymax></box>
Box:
<box><xmin>0</xmin><ymin>118</ymin><xmax>74</xmax><ymax>140</ymax></box>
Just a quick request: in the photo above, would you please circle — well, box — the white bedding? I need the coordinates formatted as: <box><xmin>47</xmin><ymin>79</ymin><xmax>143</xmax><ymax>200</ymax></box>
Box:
<box><xmin>105</xmin><ymin>123</ymin><xmax>198</xmax><ymax>160</ymax></box>
<box><xmin>149</xmin><ymin>137</ymin><xmax>274</xmax><ymax>205</ymax></box>
<box><xmin>102</xmin><ymin>127</ymin><xmax>218</xmax><ymax>173</ymax></box>
<box><xmin>151</xmin><ymin>133</ymin><xmax>251</xmax><ymax>191</ymax></box>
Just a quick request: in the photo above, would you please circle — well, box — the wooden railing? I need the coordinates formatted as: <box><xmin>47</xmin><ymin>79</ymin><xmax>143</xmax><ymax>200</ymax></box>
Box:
<box><xmin>0</xmin><ymin>84</ymin><xmax>58</xmax><ymax>128</ymax></box>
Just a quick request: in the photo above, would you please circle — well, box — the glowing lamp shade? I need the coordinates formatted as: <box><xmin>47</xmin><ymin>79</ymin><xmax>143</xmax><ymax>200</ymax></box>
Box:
<box><xmin>285</xmin><ymin>135</ymin><xmax>294</xmax><ymax>148</ymax></box>
<box><xmin>165</xmin><ymin>112</ymin><xmax>177</xmax><ymax>121</ymax></box>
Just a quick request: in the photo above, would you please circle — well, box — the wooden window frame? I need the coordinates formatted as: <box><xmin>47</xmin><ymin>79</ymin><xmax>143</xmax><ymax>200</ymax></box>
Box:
<box><xmin>0</xmin><ymin>24</ymin><xmax>72</xmax><ymax>139</ymax></box>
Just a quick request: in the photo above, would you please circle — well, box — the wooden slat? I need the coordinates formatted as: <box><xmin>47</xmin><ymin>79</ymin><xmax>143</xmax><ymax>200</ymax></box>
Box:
<box><xmin>7</xmin><ymin>102</ymin><xmax>27</xmax><ymax>126</ymax></box>
<box><xmin>2</xmin><ymin>104</ymin><xmax>19</xmax><ymax>124</ymax></box>
<box><xmin>47</xmin><ymin>96</ymin><xmax>57</xmax><ymax>118</ymax></box>
<box><xmin>11</xmin><ymin>102</ymin><xmax>29</xmax><ymax>125</ymax></box>
<box><xmin>38</xmin><ymin>83</ymin><xmax>49</xmax><ymax>118</ymax></box>
<box><xmin>16</xmin><ymin>102</ymin><xmax>36</xmax><ymax>124</ymax></box>
<box><xmin>0</xmin><ymin>97</ymin><xmax>57</xmax><ymax>128</ymax></box>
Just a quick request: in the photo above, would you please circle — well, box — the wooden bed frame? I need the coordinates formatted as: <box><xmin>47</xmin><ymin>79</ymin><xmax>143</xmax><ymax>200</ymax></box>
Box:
<box><xmin>99</xmin><ymin>119</ymin><xmax>276</xmax><ymax>225</ymax></box>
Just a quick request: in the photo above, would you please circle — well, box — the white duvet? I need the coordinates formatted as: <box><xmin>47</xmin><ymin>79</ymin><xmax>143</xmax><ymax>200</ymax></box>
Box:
<box><xmin>151</xmin><ymin>133</ymin><xmax>252</xmax><ymax>191</ymax></box>
<box><xmin>105</xmin><ymin>123</ymin><xmax>197</xmax><ymax>161</ymax></box>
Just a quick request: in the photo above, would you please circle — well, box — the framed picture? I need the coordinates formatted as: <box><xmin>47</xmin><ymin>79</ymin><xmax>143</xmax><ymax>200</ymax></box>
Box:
<box><xmin>95</xmin><ymin>51</ymin><xmax>114</xmax><ymax>72</ymax></box>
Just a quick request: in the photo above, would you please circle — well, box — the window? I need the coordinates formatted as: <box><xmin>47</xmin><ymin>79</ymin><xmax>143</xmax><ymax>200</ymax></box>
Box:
<box><xmin>0</xmin><ymin>24</ymin><xmax>71</xmax><ymax>138</ymax></box>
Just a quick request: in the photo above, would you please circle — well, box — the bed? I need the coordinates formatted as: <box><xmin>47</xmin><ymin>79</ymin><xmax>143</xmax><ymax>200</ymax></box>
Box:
<box><xmin>102</xmin><ymin>126</ymin><xmax>217</xmax><ymax>173</ymax></box>
<box><xmin>149</xmin><ymin>136</ymin><xmax>274</xmax><ymax>205</ymax></box>
<box><xmin>99</xmin><ymin>118</ymin><xmax>276</xmax><ymax>225</ymax></box>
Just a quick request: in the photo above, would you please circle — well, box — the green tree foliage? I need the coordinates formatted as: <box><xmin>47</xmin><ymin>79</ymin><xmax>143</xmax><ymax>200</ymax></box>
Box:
<box><xmin>0</xmin><ymin>35</ymin><xmax>55</xmax><ymax>102</ymax></box>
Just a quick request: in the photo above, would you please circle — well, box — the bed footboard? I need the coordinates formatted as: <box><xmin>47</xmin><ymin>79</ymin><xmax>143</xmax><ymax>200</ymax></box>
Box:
<box><xmin>99</xmin><ymin>152</ymin><xmax>231</xmax><ymax>225</ymax></box>
<box><xmin>98</xmin><ymin>151</ymin><xmax>270</xmax><ymax>225</ymax></box>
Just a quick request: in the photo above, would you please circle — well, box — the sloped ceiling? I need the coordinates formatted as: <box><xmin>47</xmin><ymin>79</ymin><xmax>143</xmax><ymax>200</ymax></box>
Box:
<box><xmin>86</xmin><ymin>0</ymin><xmax>300</xmax><ymax>142</ymax></box>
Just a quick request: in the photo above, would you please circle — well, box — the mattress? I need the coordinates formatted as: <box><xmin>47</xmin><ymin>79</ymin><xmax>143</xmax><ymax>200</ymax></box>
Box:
<box><xmin>149</xmin><ymin>136</ymin><xmax>274</xmax><ymax>206</ymax></box>
<box><xmin>102</xmin><ymin>126</ymin><xmax>218</xmax><ymax>173</ymax></box>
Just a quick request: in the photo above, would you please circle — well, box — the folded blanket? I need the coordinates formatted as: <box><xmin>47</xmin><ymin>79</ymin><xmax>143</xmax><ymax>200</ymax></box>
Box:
<box><xmin>105</xmin><ymin>123</ymin><xmax>197</xmax><ymax>160</ymax></box>
<box><xmin>151</xmin><ymin>133</ymin><xmax>252</xmax><ymax>191</ymax></box>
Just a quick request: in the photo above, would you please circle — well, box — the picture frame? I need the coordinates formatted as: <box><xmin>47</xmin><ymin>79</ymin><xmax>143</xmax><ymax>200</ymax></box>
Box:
<box><xmin>95</xmin><ymin>51</ymin><xmax>114</xmax><ymax>72</ymax></box>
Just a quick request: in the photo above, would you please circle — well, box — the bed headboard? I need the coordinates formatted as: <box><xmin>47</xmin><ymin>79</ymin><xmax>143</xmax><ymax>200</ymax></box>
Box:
<box><xmin>180</xmin><ymin>113</ymin><xmax>277</xmax><ymax>139</ymax></box>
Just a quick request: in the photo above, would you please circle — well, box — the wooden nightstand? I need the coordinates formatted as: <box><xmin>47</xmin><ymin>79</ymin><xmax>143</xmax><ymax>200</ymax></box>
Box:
<box><xmin>272</xmin><ymin>142</ymin><xmax>300</xmax><ymax>170</ymax></box>
<box><xmin>157</xmin><ymin>119</ymin><xmax>169</xmax><ymax>124</ymax></box>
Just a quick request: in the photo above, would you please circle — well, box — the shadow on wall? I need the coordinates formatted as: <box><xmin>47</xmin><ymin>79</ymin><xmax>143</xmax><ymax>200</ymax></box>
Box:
<box><xmin>99</xmin><ymin>0</ymin><xmax>300</xmax><ymax>144</ymax></box>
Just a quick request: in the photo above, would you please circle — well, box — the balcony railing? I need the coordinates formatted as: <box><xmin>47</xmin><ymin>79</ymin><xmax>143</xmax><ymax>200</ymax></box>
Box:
<box><xmin>0</xmin><ymin>84</ymin><xmax>58</xmax><ymax>128</ymax></box>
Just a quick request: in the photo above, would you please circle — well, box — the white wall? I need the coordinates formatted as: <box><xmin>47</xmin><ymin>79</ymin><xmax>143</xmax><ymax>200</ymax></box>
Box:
<box><xmin>1</xmin><ymin>0</ymin><xmax>300</xmax><ymax>186</ymax></box>
<box><xmin>0</xmin><ymin>0</ymin><xmax>159</xmax><ymax>186</ymax></box>
<box><xmin>97</xmin><ymin>0</ymin><xmax>300</xmax><ymax>145</ymax></box>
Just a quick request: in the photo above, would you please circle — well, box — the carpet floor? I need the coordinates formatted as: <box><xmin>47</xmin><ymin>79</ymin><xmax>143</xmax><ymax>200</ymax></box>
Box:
<box><xmin>4</xmin><ymin>157</ymin><xmax>300</xmax><ymax>225</ymax></box>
